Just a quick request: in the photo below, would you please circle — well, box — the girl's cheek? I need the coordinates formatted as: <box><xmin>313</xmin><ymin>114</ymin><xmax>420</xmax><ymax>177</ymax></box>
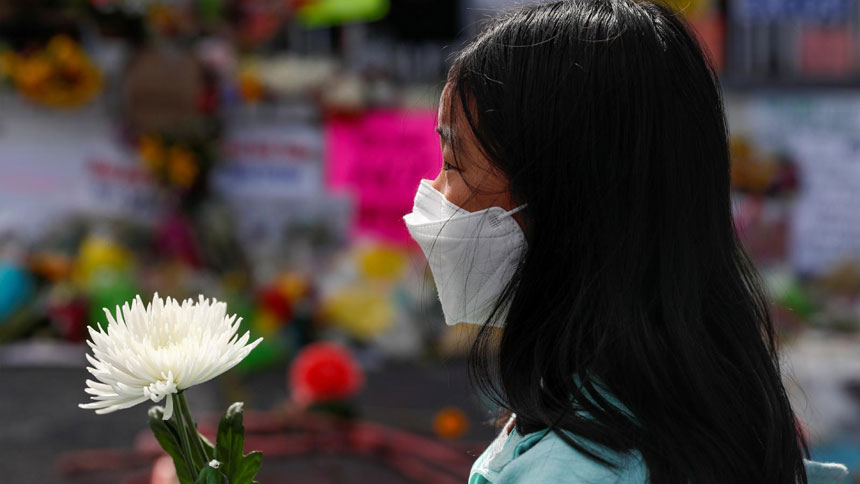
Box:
<box><xmin>430</xmin><ymin>170</ymin><xmax>447</xmax><ymax>193</ymax></box>
<box><xmin>444</xmin><ymin>183</ymin><xmax>473</xmax><ymax>210</ymax></box>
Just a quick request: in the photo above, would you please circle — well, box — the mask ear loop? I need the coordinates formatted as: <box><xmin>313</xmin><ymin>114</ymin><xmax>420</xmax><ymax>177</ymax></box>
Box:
<box><xmin>499</xmin><ymin>204</ymin><xmax>528</xmax><ymax>220</ymax></box>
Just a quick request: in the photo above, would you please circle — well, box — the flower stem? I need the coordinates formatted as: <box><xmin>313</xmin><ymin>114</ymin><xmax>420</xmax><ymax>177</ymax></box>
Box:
<box><xmin>171</xmin><ymin>393</ymin><xmax>203</xmax><ymax>480</ymax></box>
<box><xmin>177</xmin><ymin>391</ymin><xmax>210</xmax><ymax>461</ymax></box>
<box><xmin>164</xmin><ymin>414</ymin><xmax>197</xmax><ymax>481</ymax></box>
<box><xmin>174</xmin><ymin>392</ymin><xmax>210</xmax><ymax>471</ymax></box>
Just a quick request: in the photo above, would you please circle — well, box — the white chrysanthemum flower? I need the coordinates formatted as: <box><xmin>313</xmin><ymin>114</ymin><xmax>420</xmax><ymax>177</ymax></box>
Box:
<box><xmin>79</xmin><ymin>293</ymin><xmax>263</xmax><ymax>420</ymax></box>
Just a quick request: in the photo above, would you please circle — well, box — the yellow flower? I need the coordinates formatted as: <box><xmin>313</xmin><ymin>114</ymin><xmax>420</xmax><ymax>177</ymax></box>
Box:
<box><xmin>254</xmin><ymin>311</ymin><xmax>281</xmax><ymax>335</ymax></box>
<box><xmin>240</xmin><ymin>75</ymin><xmax>264</xmax><ymax>103</ymax></box>
<box><xmin>10</xmin><ymin>36</ymin><xmax>103</xmax><ymax>108</ymax></box>
<box><xmin>0</xmin><ymin>50</ymin><xmax>16</xmax><ymax>79</ymax></box>
<box><xmin>321</xmin><ymin>286</ymin><xmax>394</xmax><ymax>341</ymax></box>
<box><xmin>139</xmin><ymin>135</ymin><xmax>165</xmax><ymax>173</ymax></box>
<box><xmin>147</xmin><ymin>3</ymin><xmax>178</xmax><ymax>34</ymax></box>
<box><xmin>276</xmin><ymin>273</ymin><xmax>309</xmax><ymax>303</ymax></box>
<box><xmin>357</xmin><ymin>245</ymin><xmax>407</xmax><ymax>281</ymax></box>
<box><xmin>74</xmin><ymin>235</ymin><xmax>132</xmax><ymax>287</ymax></box>
<box><xmin>14</xmin><ymin>55</ymin><xmax>53</xmax><ymax>94</ymax></box>
<box><xmin>48</xmin><ymin>35</ymin><xmax>82</xmax><ymax>70</ymax></box>
<box><xmin>167</xmin><ymin>145</ymin><xmax>199</xmax><ymax>188</ymax></box>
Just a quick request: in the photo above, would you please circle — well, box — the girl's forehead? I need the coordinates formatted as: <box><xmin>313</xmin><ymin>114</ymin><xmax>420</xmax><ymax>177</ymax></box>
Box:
<box><xmin>437</xmin><ymin>83</ymin><xmax>470</xmax><ymax>143</ymax></box>
<box><xmin>437</xmin><ymin>82</ymin><xmax>454</xmax><ymax>124</ymax></box>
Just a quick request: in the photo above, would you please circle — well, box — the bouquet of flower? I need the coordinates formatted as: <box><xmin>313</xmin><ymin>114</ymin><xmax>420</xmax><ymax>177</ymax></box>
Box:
<box><xmin>0</xmin><ymin>35</ymin><xmax>102</xmax><ymax>109</ymax></box>
<box><xmin>79</xmin><ymin>294</ymin><xmax>264</xmax><ymax>483</ymax></box>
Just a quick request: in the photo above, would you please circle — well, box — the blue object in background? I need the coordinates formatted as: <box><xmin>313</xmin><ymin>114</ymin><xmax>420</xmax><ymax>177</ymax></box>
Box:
<box><xmin>0</xmin><ymin>262</ymin><xmax>36</xmax><ymax>323</ymax></box>
<box><xmin>733</xmin><ymin>0</ymin><xmax>854</xmax><ymax>21</ymax></box>
<box><xmin>811</xmin><ymin>439</ymin><xmax>860</xmax><ymax>480</ymax></box>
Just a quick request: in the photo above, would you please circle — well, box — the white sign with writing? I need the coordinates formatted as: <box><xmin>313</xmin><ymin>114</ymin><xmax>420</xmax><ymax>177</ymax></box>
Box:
<box><xmin>789</xmin><ymin>132</ymin><xmax>860</xmax><ymax>275</ymax></box>
<box><xmin>213</xmin><ymin>117</ymin><xmax>323</xmax><ymax>200</ymax></box>
<box><xmin>0</xmin><ymin>96</ymin><xmax>161</xmax><ymax>238</ymax></box>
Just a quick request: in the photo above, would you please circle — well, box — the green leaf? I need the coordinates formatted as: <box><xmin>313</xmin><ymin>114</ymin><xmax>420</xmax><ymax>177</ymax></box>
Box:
<box><xmin>194</xmin><ymin>464</ymin><xmax>230</xmax><ymax>484</ymax></box>
<box><xmin>214</xmin><ymin>402</ymin><xmax>263</xmax><ymax>484</ymax></box>
<box><xmin>148</xmin><ymin>406</ymin><xmax>195</xmax><ymax>484</ymax></box>
<box><xmin>232</xmin><ymin>451</ymin><xmax>262</xmax><ymax>484</ymax></box>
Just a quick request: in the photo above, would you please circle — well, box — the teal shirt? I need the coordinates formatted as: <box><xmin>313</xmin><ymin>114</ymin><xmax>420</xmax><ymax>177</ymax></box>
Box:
<box><xmin>468</xmin><ymin>378</ymin><xmax>849</xmax><ymax>484</ymax></box>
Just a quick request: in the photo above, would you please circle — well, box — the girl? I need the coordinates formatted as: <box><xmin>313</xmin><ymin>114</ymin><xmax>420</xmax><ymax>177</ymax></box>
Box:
<box><xmin>402</xmin><ymin>1</ymin><xmax>850</xmax><ymax>483</ymax></box>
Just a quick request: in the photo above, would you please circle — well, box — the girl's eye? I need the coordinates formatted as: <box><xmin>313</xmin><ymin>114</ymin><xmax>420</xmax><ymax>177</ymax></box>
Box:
<box><xmin>443</xmin><ymin>161</ymin><xmax>457</xmax><ymax>171</ymax></box>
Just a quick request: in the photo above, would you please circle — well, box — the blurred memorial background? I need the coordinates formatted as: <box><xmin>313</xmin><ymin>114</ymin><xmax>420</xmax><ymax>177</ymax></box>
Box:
<box><xmin>1</xmin><ymin>0</ymin><xmax>860</xmax><ymax>482</ymax></box>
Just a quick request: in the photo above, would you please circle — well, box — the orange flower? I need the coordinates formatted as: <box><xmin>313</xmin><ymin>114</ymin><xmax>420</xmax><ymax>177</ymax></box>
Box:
<box><xmin>239</xmin><ymin>72</ymin><xmax>264</xmax><ymax>103</ymax></box>
<box><xmin>167</xmin><ymin>145</ymin><xmax>199</xmax><ymax>188</ymax></box>
<box><xmin>48</xmin><ymin>35</ymin><xmax>82</xmax><ymax>70</ymax></box>
<box><xmin>7</xmin><ymin>35</ymin><xmax>102</xmax><ymax>108</ymax></box>
<box><xmin>433</xmin><ymin>407</ymin><xmax>469</xmax><ymax>440</ymax></box>
<box><xmin>0</xmin><ymin>50</ymin><xmax>15</xmax><ymax>79</ymax></box>
<box><xmin>15</xmin><ymin>55</ymin><xmax>53</xmax><ymax>94</ymax></box>
<box><xmin>139</xmin><ymin>135</ymin><xmax>165</xmax><ymax>172</ymax></box>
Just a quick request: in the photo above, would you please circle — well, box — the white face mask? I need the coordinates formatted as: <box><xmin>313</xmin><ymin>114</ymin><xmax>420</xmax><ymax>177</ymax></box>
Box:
<box><xmin>403</xmin><ymin>179</ymin><xmax>527</xmax><ymax>326</ymax></box>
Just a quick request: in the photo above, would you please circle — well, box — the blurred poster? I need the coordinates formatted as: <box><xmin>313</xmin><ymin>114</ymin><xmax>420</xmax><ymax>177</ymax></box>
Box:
<box><xmin>214</xmin><ymin>116</ymin><xmax>324</xmax><ymax>200</ymax></box>
<box><xmin>81</xmin><ymin>145</ymin><xmax>162</xmax><ymax>222</ymax></box>
<box><xmin>732</xmin><ymin>96</ymin><xmax>860</xmax><ymax>275</ymax></box>
<box><xmin>0</xmin><ymin>96</ymin><xmax>160</xmax><ymax>238</ymax></box>
<box><xmin>732</xmin><ymin>0</ymin><xmax>853</xmax><ymax>21</ymax></box>
<box><xmin>226</xmin><ymin>194</ymin><xmax>353</xmax><ymax>281</ymax></box>
<box><xmin>686</xmin><ymin>9</ymin><xmax>724</xmax><ymax>72</ymax></box>
<box><xmin>325</xmin><ymin>109</ymin><xmax>440</xmax><ymax>244</ymax></box>
<box><xmin>800</xmin><ymin>26</ymin><xmax>856</xmax><ymax>77</ymax></box>
<box><xmin>214</xmin><ymin>114</ymin><xmax>350</xmax><ymax>277</ymax></box>
<box><xmin>731</xmin><ymin>94</ymin><xmax>860</xmax><ymax>151</ymax></box>
<box><xmin>789</xmin><ymin>132</ymin><xmax>860</xmax><ymax>275</ymax></box>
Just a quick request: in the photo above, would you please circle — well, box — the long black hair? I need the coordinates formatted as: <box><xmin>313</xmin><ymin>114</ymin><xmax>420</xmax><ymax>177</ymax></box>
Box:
<box><xmin>442</xmin><ymin>1</ymin><xmax>810</xmax><ymax>483</ymax></box>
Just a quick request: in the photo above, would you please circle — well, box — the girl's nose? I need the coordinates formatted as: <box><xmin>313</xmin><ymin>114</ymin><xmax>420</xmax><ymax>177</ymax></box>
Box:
<box><xmin>430</xmin><ymin>170</ymin><xmax>445</xmax><ymax>193</ymax></box>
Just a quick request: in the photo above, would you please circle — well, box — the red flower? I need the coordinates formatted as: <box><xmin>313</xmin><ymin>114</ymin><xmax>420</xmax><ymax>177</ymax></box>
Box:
<box><xmin>289</xmin><ymin>342</ymin><xmax>364</xmax><ymax>406</ymax></box>
<box><xmin>259</xmin><ymin>286</ymin><xmax>292</xmax><ymax>322</ymax></box>
<box><xmin>49</xmin><ymin>297</ymin><xmax>88</xmax><ymax>342</ymax></box>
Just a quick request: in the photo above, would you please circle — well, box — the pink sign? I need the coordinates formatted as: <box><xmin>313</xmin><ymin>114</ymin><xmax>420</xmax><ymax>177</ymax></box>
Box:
<box><xmin>325</xmin><ymin>109</ymin><xmax>441</xmax><ymax>243</ymax></box>
<box><xmin>801</xmin><ymin>26</ymin><xmax>856</xmax><ymax>76</ymax></box>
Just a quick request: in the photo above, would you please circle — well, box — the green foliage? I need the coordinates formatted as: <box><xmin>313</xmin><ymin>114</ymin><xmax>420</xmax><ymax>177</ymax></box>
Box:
<box><xmin>148</xmin><ymin>406</ymin><xmax>195</xmax><ymax>484</ymax></box>
<box><xmin>214</xmin><ymin>402</ymin><xmax>263</xmax><ymax>484</ymax></box>
<box><xmin>195</xmin><ymin>464</ymin><xmax>230</xmax><ymax>484</ymax></box>
<box><xmin>149</xmin><ymin>401</ymin><xmax>262</xmax><ymax>484</ymax></box>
